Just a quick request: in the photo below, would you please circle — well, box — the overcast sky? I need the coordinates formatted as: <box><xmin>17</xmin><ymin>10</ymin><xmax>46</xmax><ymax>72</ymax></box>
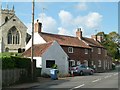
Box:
<box><xmin>2</xmin><ymin>2</ymin><xmax>118</xmax><ymax>37</ymax></box>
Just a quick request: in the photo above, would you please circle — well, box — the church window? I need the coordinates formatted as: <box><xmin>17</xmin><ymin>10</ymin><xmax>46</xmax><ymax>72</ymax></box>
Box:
<box><xmin>5</xmin><ymin>47</ymin><xmax>9</xmax><ymax>52</ymax></box>
<box><xmin>7</xmin><ymin>26</ymin><xmax>20</xmax><ymax>45</ymax></box>
<box><xmin>5</xmin><ymin>17</ymin><xmax>8</xmax><ymax>22</ymax></box>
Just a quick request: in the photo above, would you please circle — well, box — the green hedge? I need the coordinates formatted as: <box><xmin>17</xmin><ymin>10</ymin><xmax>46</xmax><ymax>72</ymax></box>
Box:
<box><xmin>1</xmin><ymin>56</ymin><xmax>31</xmax><ymax>69</ymax></box>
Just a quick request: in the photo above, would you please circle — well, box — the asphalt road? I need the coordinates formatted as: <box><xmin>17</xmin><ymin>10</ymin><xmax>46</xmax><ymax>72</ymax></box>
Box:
<box><xmin>29</xmin><ymin>66</ymin><xmax>119</xmax><ymax>90</ymax></box>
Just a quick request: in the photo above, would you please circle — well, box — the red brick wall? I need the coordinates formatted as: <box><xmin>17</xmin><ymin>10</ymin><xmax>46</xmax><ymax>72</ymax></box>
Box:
<box><xmin>61</xmin><ymin>45</ymin><xmax>91</xmax><ymax>64</ymax></box>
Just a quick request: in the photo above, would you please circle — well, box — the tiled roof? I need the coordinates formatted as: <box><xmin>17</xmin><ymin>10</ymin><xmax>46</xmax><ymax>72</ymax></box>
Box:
<box><xmin>39</xmin><ymin>32</ymin><xmax>91</xmax><ymax>48</ymax></box>
<box><xmin>23</xmin><ymin>42</ymin><xmax>53</xmax><ymax>57</ymax></box>
<box><xmin>83</xmin><ymin>37</ymin><xmax>104</xmax><ymax>48</ymax></box>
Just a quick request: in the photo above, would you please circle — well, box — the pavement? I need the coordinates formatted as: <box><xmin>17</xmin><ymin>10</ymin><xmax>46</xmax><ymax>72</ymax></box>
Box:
<box><xmin>2</xmin><ymin>76</ymin><xmax>71</xmax><ymax>89</ymax></box>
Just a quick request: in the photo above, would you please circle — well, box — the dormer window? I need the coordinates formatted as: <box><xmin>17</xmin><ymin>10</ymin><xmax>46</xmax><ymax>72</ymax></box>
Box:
<box><xmin>68</xmin><ymin>47</ymin><xmax>73</xmax><ymax>53</ymax></box>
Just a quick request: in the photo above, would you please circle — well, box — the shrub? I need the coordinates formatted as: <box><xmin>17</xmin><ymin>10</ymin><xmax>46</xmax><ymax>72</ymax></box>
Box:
<box><xmin>1</xmin><ymin>56</ymin><xmax>31</xmax><ymax>70</ymax></box>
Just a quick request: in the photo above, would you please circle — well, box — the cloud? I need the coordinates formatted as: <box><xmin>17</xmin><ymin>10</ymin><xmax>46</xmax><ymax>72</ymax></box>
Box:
<box><xmin>85</xmin><ymin>12</ymin><xmax>102</xmax><ymax>28</ymax></box>
<box><xmin>58</xmin><ymin>27</ymin><xmax>71</xmax><ymax>36</ymax></box>
<box><xmin>75</xmin><ymin>3</ymin><xmax>87</xmax><ymax>11</ymax></box>
<box><xmin>26</xmin><ymin>23</ymin><xmax>32</xmax><ymax>35</ymax></box>
<box><xmin>26</xmin><ymin>13</ymin><xmax>58</xmax><ymax>34</ymax></box>
<box><xmin>58</xmin><ymin>10</ymin><xmax>102</xmax><ymax>37</ymax></box>
<box><xmin>26</xmin><ymin>10</ymin><xmax>102</xmax><ymax>38</ymax></box>
<box><xmin>58</xmin><ymin>10</ymin><xmax>73</xmax><ymax>27</ymax></box>
<box><xmin>74</xmin><ymin>12</ymin><xmax>102</xmax><ymax>29</ymax></box>
<box><xmin>38</xmin><ymin>13</ymin><xmax>58</xmax><ymax>33</ymax></box>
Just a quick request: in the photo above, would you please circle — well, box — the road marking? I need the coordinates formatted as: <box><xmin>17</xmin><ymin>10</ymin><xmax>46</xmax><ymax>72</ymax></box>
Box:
<box><xmin>104</xmin><ymin>75</ymin><xmax>112</xmax><ymax>79</ymax></box>
<box><xmin>113</xmin><ymin>73</ymin><xmax>118</xmax><ymax>76</ymax></box>
<box><xmin>104</xmin><ymin>76</ymin><xmax>109</xmax><ymax>79</ymax></box>
<box><xmin>92</xmin><ymin>78</ymin><xmax>101</xmax><ymax>83</ymax></box>
<box><xmin>70</xmin><ymin>84</ymin><xmax>85</xmax><ymax>90</ymax></box>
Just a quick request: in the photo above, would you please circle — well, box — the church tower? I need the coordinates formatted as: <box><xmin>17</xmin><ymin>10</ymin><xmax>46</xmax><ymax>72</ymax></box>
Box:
<box><xmin>0</xmin><ymin>5</ymin><xmax>27</xmax><ymax>53</ymax></box>
<box><xmin>0</xmin><ymin>4</ymin><xmax>15</xmax><ymax>26</ymax></box>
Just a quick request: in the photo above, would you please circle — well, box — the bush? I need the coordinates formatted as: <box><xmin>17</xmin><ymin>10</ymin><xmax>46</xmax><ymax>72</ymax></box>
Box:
<box><xmin>1</xmin><ymin>56</ymin><xmax>31</xmax><ymax>70</ymax></box>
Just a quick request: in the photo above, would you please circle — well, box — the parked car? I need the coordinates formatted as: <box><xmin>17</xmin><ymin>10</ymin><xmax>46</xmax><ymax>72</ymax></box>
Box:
<box><xmin>69</xmin><ymin>65</ymin><xmax>94</xmax><ymax>76</ymax></box>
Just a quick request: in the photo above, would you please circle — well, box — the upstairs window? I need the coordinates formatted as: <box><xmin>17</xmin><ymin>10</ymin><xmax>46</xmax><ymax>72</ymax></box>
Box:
<box><xmin>98</xmin><ymin>48</ymin><xmax>101</xmax><ymax>54</ymax></box>
<box><xmin>7</xmin><ymin>26</ymin><xmax>20</xmax><ymax>44</ymax></box>
<box><xmin>105</xmin><ymin>50</ymin><xmax>107</xmax><ymax>56</ymax></box>
<box><xmin>85</xmin><ymin>49</ymin><xmax>88</xmax><ymax>54</ymax></box>
<box><xmin>98</xmin><ymin>60</ymin><xmax>101</xmax><ymax>67</ymax></box>
<box><xmin>91</xmin><ymin>48</ymin><xmax>94</xmax><ymax>52</ymax></box>
<box><xmin>68</xmin><ymin>47</ymin><xmax>73</xmax><ymax>53</ymax></box>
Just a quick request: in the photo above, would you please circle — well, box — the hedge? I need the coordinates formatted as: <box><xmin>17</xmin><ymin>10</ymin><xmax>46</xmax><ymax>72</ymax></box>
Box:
<box><xmin>1</xmin><ymin>56</ymin><xmax>31</xmax><ymax>70</ymax></box>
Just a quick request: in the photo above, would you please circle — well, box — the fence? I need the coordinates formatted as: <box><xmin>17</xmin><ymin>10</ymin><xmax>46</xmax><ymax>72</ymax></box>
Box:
<box><xmin>2</xmin><ymin>68</ymin><xmax>27</xmax><ymax>86</ymax></box>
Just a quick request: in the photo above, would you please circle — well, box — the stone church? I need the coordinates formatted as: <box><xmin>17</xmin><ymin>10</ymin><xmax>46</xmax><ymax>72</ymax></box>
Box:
<box><xmin>0</xmin><ymin>5</ymin><xmax>27</xmax><ymax>53</ymax></box>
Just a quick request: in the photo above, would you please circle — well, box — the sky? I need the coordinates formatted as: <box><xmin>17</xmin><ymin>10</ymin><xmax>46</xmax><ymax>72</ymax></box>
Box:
<box><xmin>1</xmin><ymin>1</ymin><xmax>118</xmax><ymax>37</ymax></box>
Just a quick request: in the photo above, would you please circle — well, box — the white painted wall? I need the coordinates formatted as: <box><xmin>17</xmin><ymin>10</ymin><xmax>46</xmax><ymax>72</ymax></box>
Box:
<box><xmin>41</xmin><ymin>41</ymin><xmax>69</xmax><ymax>75</ymax></box>
<box><xmin>28</xmin><ymin>57</ymin><xmax>42</xmax><ymax>68</ymax></box>
<box><xmin>33</xmin><ymin>57</ymin><xmax>42</xmax><ymax>68</ymax></box>
<box><xmin>25</xmin><ymin>33</ymin><xmax>46</xmax><ymax>50</ymax></box>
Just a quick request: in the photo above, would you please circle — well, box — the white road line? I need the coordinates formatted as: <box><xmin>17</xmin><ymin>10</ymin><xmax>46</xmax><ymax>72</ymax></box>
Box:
<box><xmin>92</xmin><ymin>78</ymin><xmax>101</xmax><ymax>83</ymax></box>
<box><xmin>104</xmin><ymin>76</ymin><xmax>109</xmax><ymax>79</ymax></box>
<box><xmin>104</xmin><ymin>75</ymin><xmax>112</xmax><ymax>79</ymax></box>
<box><xmin>113</xmin><ymin>73</ymin><xmax>118</xmax><ymax>76</ymax></box>
<box><xmin>70</xmin><ymin>84</ymin><xmax>85</xmax><ymax>90</ymax></box>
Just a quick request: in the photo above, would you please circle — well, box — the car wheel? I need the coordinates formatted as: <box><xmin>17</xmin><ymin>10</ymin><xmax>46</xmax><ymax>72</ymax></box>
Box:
<box><xmin>79</xmin><ymin>71</ymin><xmax>83</xmax><ymax>76</ymax></box>
<box><xmin>90</xmin><ymin>70</ymin><xmax>93</xmax><ymax>75</ymax></box>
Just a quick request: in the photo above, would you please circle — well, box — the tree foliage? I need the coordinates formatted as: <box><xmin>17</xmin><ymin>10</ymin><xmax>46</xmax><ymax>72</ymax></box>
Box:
<box><xmin>97</xmin><ymin>31</ymin><xmax>120</xmax><ymax>60</ymax></box>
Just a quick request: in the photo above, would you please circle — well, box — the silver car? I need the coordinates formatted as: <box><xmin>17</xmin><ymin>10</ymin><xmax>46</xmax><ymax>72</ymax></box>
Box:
<box><xmin>69</xmin><ymin>65</ymin><xmax>94</xmax><ymax>75</ymax></box>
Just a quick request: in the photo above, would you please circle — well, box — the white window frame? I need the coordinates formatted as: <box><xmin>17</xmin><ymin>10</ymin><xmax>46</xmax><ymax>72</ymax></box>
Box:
<box><xmin>68</xmin><ymin>47</ymin><xmax>73</xmax><ymax>53</ymax></box>
<box><xmin>85</xmin><ymin>49</ymin><xmax>88</xmax><ymax>54</ymax></box>
<box><xmin>91</xmin><ymin>48</ymin><xmax>94</xmax><ymax>52</ymax></box>
<box><xmin>70</xmin><ymin>60</ymin><xmax>75</xmax><ymax>66</ymax></box>
<box><xmin>98</xmin><ymin>48</ymin><xmax>101</xmax><ymax>54</ymax></box>
<box><xmin>91</xmin><ymin>61</ymin><xmax>94</xmax><ymax>66</ymax></box>
<box><xmin>77</xmin><ymin>61</ymin><xmax>81</xmax><ymax>65</ymax></box>
<box><xmin>98</xmin><ymin>60</ymin><xmax>101</xmax><ymax>67</ymax></box>
<box><xmin>84</xmin><ymin>60</ymin><xmax>88</xmax><ymax>66</ymax></box>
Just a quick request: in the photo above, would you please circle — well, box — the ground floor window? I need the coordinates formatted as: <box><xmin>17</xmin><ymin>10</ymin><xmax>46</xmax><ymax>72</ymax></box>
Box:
<box><xmin>69</xmin><ymin>60</ymin><xmax>75</xmax><ymax>67</ymax></box>
<box><xmin>83</xmin><ymin>60</ymin><xmax>88</xmax><ymax>66</ymax></box>
<box><xmin>91</xmin><ymin>61</ymin><xmax>94</xmax><ymax>66</ymax></box>
<box><xmin>77</xmin><ymin>61</ymin><xmax>81</xmax><ymax>65</ymax></box>
<box><xmin>46</xmin><ymin>60</ymin><xmax>55</xmax><ymax>68</ymax></box>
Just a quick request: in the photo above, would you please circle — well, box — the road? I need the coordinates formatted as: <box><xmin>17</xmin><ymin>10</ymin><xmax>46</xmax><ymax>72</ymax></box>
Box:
<box><xmin>29</xmin><ymin>67</ymin><xmax>119</xmax><ymax>90</ymax></box>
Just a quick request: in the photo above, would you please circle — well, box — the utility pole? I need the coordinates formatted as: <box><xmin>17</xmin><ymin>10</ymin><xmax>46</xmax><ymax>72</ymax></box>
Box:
<box><xmin>31</xmin><ymin>0</ymin><xmax>34</xmax><ymax>81</ymax></box>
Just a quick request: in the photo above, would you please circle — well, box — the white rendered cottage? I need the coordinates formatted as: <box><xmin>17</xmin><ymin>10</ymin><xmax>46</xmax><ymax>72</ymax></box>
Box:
<box><xmin>23</xmin><ymin>41</ymin><xmax>69</xmax><ymax>75</ymax></box>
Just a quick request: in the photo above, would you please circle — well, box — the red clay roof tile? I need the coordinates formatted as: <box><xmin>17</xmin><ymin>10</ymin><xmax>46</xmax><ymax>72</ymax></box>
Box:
<box><xmin>39</xmin><ymin>32</ymin><xmax>91</xmax><ymax>48</ymax></box>
<box><xmin>23</xmin><ymin>42</ymin><xmax>53</xmax><ymax>57</ymax></box>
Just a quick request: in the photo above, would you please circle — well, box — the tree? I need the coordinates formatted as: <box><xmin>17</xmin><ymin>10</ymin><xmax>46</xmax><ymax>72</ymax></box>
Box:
<box><xmin>96</xmin><ymin>31</ymin><xmax>120</xmax><ymax>60</ymax></box>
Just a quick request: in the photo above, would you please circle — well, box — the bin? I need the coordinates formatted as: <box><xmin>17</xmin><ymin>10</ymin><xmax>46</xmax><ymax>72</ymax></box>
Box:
<box><xmin>50</xmin><ymin>69</ymin><xmax>58</xmax><ymax>80</ymax></box>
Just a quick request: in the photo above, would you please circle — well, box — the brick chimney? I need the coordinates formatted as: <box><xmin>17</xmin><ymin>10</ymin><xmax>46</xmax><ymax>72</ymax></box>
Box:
<box><xmin>97</xmin><ymin>35</ymin><xmax>103</xmax><ymax>42</ymax></box>
<box><xmin>91</xmin><ymin>35</ymin><xmax>97</xmax><ymax>41</ymax></box>
<box><xmin>34</xmin><ymin>20</ymin><xmax>42</xmax><ymax>33</ymax></box>
<box><xmin>91</xmin><ymin>35</ymin><xmax>103</xmax><ymax>42</ymax></box>
<box><xmin>76</xmin><ymin>28</ymin><xmax>82</xmax><ymax>40</ymax></box>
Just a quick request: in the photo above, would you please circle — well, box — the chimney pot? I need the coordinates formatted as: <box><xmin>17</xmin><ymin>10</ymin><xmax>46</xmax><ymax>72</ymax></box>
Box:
<box><xmin>76</xmin><ymin>28</ymin><xmax>82</xmax><ymax>40</ymax></box>
<box><xmin>34</xmin><ymin>20</ymin><xmax>42</xmax><ymax>33</ymax></box>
